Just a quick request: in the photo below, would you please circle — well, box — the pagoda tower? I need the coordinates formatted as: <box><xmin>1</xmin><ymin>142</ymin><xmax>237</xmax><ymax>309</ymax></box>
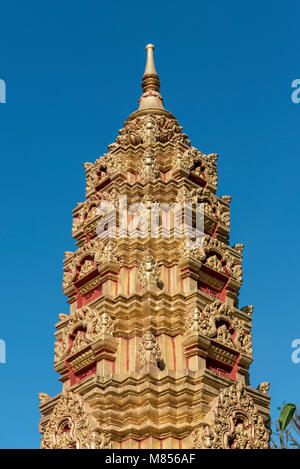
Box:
<box><xmin>39</xmin><ymin>45</ymin><xmax>271</xmax><ymax>450</ymax></box>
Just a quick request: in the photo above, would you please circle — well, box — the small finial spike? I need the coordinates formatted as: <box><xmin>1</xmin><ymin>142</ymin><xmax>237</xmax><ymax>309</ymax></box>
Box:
<box><xmin>142</xmin><ymin>44</ymin><xmax>160</xmax><ymax>93</ymax></box>
<box><xmin>139</xmin><ymin>44</ymin><xmax>164</xmax><ymax>111</ymax></box>
<box><xmin>144</xmin><ymin>44</ymin><xmax>157</xmax><ymax>76</ymax></box>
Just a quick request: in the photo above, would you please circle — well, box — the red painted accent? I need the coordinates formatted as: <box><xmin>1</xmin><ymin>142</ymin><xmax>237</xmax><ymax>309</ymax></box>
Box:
<box><xmin>120</xmin><ymin>266</ymin><xmax>137</xmax><ymax>296</ymax></box>
<box><xmin>208</xmin><ymin>366</ymin><xmax>231</xmax><ymax>379</ymax></box>
<box><xmin>229</xmin><ymin>355</ymin><xmax>239</xmax><ymax>380</ymax></box>
<box><xmin>120</xmin><ymin>437</ymin><xmax>130</xmax><ymax>449</ymax></box>
<box><xmin>200</xmin><ymin>286</ymin><xmax>221</xmax><ymax>300</ymax></box>
<box><xmin>81</xmin><ymin>285</ymin><xmax>102</xmax><ymax>307</ymax></box>
<box><xmin>74</xmin><ymin>284</ymin><xmax>83</xmax><ymax>309</ymax></box>
<box><xmin>212</xmin><ymin>221</ymin><xmax>219</xmax><ymax>238</ymax></box>
<box><xmin>65</xmin><ymin>361</ymin><xmax>76</xmax><ymax>386</ymax></box>
<box><xmin>179</xmin><ymin>440</ymin><xmax>182</xmax><ymax>449</ymax></box>
<box><xmin>83</xmin><ymin>228</ymin><xmax>90</xmax><ymax>243</ymax></box>
<box><xmin>101</xmin><ymin>358</ymin><xmax>115</xmax><ymax>374</ymax></box>
<box><xmin>126</xmin><ymin>338</ymin><xmax>130</xmax><ymax>371</ymax></box>
<box><xmin>67</xmin><ymin>359</ymin><xmax>97</xmax><ymax>386</ymax></box>
<box><xmin>95</xmin><ymin>348</ymin><xmax>117</xmax><ymax>355</ymax></box>
<box><xmin>168</xmin><ymin>266</ymin><xmax>171</xmax><ymax>293</ymax></box>
<box><xmin>171</xmin><ymin>337</ymin><xmax>177</xmax><ymax>371</ymax></box>
<box><xmin>220</xmin><ymin>277</ymin><xmax>230</xmax><ymax>302</ymax></box>
<box><xmin>75</xmin><ymin>365</ymin><xmax>96</xmax><ymax>383</ymax></box>
<box><xmin>186</xmin><ymin>356</ymin><xmax>190</xmax><ymax>369</ymax></box>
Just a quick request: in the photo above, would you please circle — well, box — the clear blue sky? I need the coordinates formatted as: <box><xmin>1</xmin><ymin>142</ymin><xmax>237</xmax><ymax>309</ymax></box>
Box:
<box><xmin>0</xmin><ymin>0</ymin><xmax>299</xmax><ymax>449</ymax></box>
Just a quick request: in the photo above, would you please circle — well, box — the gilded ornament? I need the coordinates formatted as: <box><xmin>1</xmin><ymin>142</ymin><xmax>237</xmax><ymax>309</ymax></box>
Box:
<box><xmin>137</xmin><ymin>331</ymin><xmax>162</xmax><ymax>368</ymax></box>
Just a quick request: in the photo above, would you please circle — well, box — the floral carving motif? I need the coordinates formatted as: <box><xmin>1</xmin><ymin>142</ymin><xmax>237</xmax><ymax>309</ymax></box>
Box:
<box><xmin>94</xmin><ymin>239</ymin><xmax>118</xmax><ymax>264</ymax></box>
<box><xmin>62</xmin><ymin>271</ymin><xmax>73</xmax><ymax>289</ymax></box>
<box><xmin>213</xmin><ymin>383</ymin><xmax>269</xmax><ymax>449</ymax></box>
<box><xmin>137</xmin><ymin>331</ymin><xmax>162</xmax><ymax>368</ymax></box>
<box><xmin>72</xmin><ymin>216</ymin><xmax>83</xmax><ymax>236</ymax></box>
<box><xmin>176</xmin><ymin>186</ymin><xmax>194</xmax><ymax>204</ymax></box>
<box><xmin>84</xmin><ymin>162</ymin><xmax>99</xmax><ymax>194</ymax></box>
<box><xmin>233</xmin><ymin>243</ymin><xmax>244</xmax><ymax>253</ymax></box>
<box><xmin>101</xmin><ymin>187</ymin><xmax>120</xmax><ymax>209</ymax></box>
<box><xmin>140</xmin><ymin>115</ymin><xmax>160</xmax><ymax>145</ymax></box>
<box><xmin>217</xmin><ymin>324</ymin><xmax>233</xmax><ymax>347</ymax></box>
<box><xmin>94</xmin><ymin>312</ymin><xmax>114</xmax><ymax>337</ymax></box>
<box><xmin>257</xmin><ymin>382</ymin><xmax>270</xmax><ymax>394</ymax></box>
<box><xmin>220</xmin><ymin>210</ymin><xmax>230</xmax><ymax>227</ymax></box>
<box><xmin>185</xmin><ymin>300</ymin><xmax>251</xmax><ymax>355</ymax></box>
<box><xmin>71</xmin><ymin>331</ymin><xmax>87</xmax><ymax>354</ymax></box>
<box><xmin>110</xmin><ymin>114</ymin><xmax>190</xmax><ymax>150</ymax></box>
<box><xmin>172</xmin><ymin>147</ymin><xmax>200</xmax><ymax>171</ymax></box>
<box><xmin>191</xmin><ymin>425</ymin><xmax>215</xmax><ymax>449</ymax></box>
<box><xmin>78</xmin><ymin>260</ymin><xmax>95</xmax><ymax>279</ymax></box>
<box><xmin>232</xmin><ymin>264</ymin><xmax>243</xmax><ymax>283</ymax></box>
<box><xmin>205</xmin><ymin>255</ymin><xmax>224</xmax><ymax>273</ymax></box>
<box><xmin>180</xmin><ymin>234</ymin><xmax>243</xmax><ymax>283</ymax></box>
<box><xmin>39</xmin><ymin>393</ymin><xmax>51</xmax><ymax>404</ymax></box>
<box><xmin>103</xmin><ymin>152</ymin><xmax>128</xmax><ymax>176</ymax></box>
<box><xmin>54</xmin><ymin>341</ymin><xmax>65</xmax><ymax>364</ymax></box>
<box><xmin>54</xmin><ymin>308</ymin><xmax>115</xmax><ymax>363</ymax></box>
<box><xmin>191</xmin><ymin>383</ymin><xmax>269</xmax><ymax>449</ymax></box>
<box><xmin>241</xmin><ymin>333</ymin><xmax>253</xmax><ymax>357</ymax></box>
<box><xmin>221</xmin><ymin>195</ymin><xmax>232</xmax><ymax>205</ymax></box>
<box><xmin>185</xmin><ymin>308</ymin><xmax>207</xmax><ymax>335</ymax></box>
<box><xmin>241</xmin><ymin>305</ymin><xmax>254</xmax><ymax>317</ymax></box>
<box><xmin>179</xmin><ymin>238</ymin><xmax>206</xmax><ymax>262</ymax></box>
<box><xmin>41</xmin><ymin>391</ymin><xmax>111</xmax><ymax>449</ymax></box>
<box><xmin>189</xmin><ymin>151</ymin><xmax>218</xmax><ymax>187</ymax></box>
<box><xmin>62</xmin><ymin>238</ymin><xmax>118</xmax><ymax>289</ymax></box>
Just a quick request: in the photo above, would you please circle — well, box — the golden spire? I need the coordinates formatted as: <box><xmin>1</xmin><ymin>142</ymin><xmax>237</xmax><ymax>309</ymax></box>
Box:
<box><xmin>138</xmin><ymin>44</ymin><xmax>164</xmax><ymax>111</ymax></box>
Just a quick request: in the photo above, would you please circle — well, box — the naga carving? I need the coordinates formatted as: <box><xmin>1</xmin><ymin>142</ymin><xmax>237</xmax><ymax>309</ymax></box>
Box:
<box><xmin>185</xmin><ymin>300</ymin><xmax>252</xmax><ymax>356</ymax></box>
<box><xmin>41</xmin><ymin>391</ymin><xmax>111</xmax><ymax>449</ymax></box>
<box><xmin>191</xmin><ymin>383</ymin><xmax>269</xmax><ymax>449</ymax></box>
<box><xmin>54</xmin><ymin>308</ymin><xmax>114</xmax><ymax>363</ymax></box>
<box><xmin>62</xmin><ymin>238</ymin><xmax>118</xmax><ymax>289</ymax></box>
<box><xmin>179</xmin><ymin>234</ymin><xmax>243</xmax><ymax>283</ymax></box>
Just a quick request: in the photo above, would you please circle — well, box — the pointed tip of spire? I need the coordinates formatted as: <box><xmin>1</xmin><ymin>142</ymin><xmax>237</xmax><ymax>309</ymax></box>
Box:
<box><xmin>142</xmin><ymin>43</ymin><xmax>159</xmax><ymax>93</ymax></box>
<box><xmin>139</xmin><ymin>43</ymin><xmax>164</xmax><ymax>111</ymax></box>
<box><xmin>144</xmin><ymin>44</ymin><xmax>157</xmax><ymax>76</ymax></box>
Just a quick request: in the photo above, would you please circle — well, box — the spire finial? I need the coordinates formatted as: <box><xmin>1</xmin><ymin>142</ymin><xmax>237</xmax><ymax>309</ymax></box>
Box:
<box><xmin>139</xmin><ymin>44</ymin><xmax>164</xmax><ymax>111</ymax></box>
<box><xmin>142</xmin><ymin>44</ymin><xmax>160</xmax><ymax>93</ymax></box>
<box><xmin>144</xmin><ymin>44</ymin><xmax>157</xmax><ymax>76</ymax></box>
